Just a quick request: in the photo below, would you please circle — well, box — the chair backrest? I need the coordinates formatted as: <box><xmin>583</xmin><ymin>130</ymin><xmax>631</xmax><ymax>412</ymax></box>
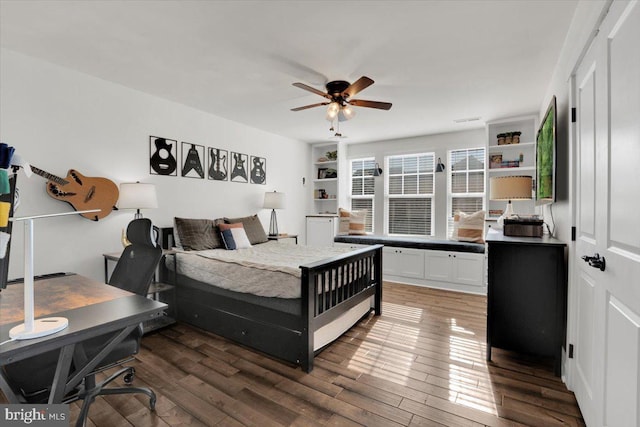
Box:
<box><xmin>109</xmin><ymin>218</ymin><xmax>163</xmax><ymax>296</ymax></box>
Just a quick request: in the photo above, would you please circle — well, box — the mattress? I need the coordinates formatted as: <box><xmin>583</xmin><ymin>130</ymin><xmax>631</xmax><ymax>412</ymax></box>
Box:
<box><xmin>167</xmin><ymin>241</ymin><xmax>351</xmax><ymax>299</ymax></box>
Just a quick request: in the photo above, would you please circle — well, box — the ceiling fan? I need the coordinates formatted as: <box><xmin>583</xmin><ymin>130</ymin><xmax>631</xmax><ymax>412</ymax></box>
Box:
<box><xmin>291</xmin><ymin>76</ymin><xmax>392</xmax><ymax>121</ymax></box>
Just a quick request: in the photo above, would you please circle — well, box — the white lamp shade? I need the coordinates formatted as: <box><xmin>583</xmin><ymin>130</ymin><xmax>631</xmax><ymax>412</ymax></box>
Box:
<box><xmin>118</xmin><ymin>182</ymin><xmax>158</xmax><ymax>209</ymax></box>
<box><xmin>263</xmin><ymin>191</ymin><xmax>285</xmax><ymax>209</ymax></box>
<box><xmin>490</xmin><ymin>176</ymin><xmax>533</xmax><ymax>200</ymax></box>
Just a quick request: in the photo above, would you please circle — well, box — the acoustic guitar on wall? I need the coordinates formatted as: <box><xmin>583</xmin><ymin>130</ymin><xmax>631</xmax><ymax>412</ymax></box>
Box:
<box><xmin>30</xmin><ymin>166</ymin><xmax>119</xmax><ymax>221</ymax></box>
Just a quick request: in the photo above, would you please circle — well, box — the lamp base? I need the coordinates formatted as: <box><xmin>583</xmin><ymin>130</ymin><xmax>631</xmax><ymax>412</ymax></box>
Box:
<box><xmin>268</xmin><ymin>209</ymin><xmax>279</xmax><ymax>237</ymax></box>
<box><xmin>496</xmin><ymin>200</ymin><xmax>515</xmax><ymax>230</ymax></box>
<box><xmin>9</xmin><ymin>317</ymin><xmax>69</xmax><ymax>340</ymax></box>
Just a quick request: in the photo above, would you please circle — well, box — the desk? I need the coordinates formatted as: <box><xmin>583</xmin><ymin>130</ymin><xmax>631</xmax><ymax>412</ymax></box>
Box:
<box><xmin>0</xmin><ymin>274</ymin><xmax>166</xmax><ymax>403</ymax></box>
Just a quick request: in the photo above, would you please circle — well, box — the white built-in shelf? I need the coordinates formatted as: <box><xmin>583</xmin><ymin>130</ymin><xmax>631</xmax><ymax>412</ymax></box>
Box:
<box><xmin>488</xmin><ymin>142</ymin><xmax>535</xmax><ymax>151</ymax></box>
<box><xmin>314</xmin><ymin>198</ymin><xmax>338</xmax><ymax>202</ymax></box>
<box><xmin>315</xmin><ymin>160</ymin><xmax>337</xmax><ymax>166</ymax></box>
<box><xmin>313</xmin><ymin>178</ymin><xmax>338</xmax><ymax>183</ymax></box>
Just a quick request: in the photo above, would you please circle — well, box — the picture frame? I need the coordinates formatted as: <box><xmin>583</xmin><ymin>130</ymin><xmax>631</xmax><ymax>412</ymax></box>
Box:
<box><xmin>181</xmin><ymin>142</ymin><xmax>205</xmax><ymax>179</ymax></box>
<box><xmin>149</xmin><ymin>136</ymin><xmax>178</xmax><ymax>176</ymax></box>
<box><xmin>318</xmin><ymin>168</ymin><xmax>328</xmax><ymax>180</ymax></box>
<box><xmin>230</xmin><ymin>152</ymin><xmax>249</xmax><ymax>183</ymax></box>
<box><xmin>250</xmin><ymin>155</ymin><xmax>266</xmax><ymax>185</ymax></box>
<box><xmin>208</xmin><ymin>147</ymin><xmax>228</xmax><ymax>181</ymax></box>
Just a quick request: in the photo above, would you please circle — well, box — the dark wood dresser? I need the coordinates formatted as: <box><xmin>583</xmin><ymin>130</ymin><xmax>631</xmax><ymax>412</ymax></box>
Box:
<box><xmin>485</xmin><ymin>231</ymin><xmax>567</xmax><ymax>375</ymax></box>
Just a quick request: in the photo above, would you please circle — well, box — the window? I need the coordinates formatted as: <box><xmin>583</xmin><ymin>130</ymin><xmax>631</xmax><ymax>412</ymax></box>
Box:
<box><xmin>448</xmin><ymin>148</ymin><xmax>485</xmax><ymax>237</ymax></box>
<box><xmin>350</xmin><ymin>158</ymin><xmax>375</xmax><ymax>232</ymax></box>
<box><xmin>386</xmin><ymin>153</ymin><xmax>435</xmax><ymax>236</ymax></box>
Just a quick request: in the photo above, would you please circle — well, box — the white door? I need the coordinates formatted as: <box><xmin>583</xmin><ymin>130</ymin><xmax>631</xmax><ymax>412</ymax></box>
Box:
<box><xmin>571</xmin><ymin>2</ymin><xmax>640</xmax><ymax>426</ymax></box>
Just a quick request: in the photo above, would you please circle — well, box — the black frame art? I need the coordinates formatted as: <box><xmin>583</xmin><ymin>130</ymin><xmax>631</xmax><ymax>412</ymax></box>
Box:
<box><xmin>230</xmin><ymin>152</ymin><xmax>249</xmax><ymax>183</ymax></box>
<box><xmin>181</xmin><ymin>142</ymin><xmax>205</xmax><ymax>179</ymax></box>
<box><xmin>208</xmin><ymin>147</ymin><xmax>228</xmax><ymax>181</ymax></box>
<box><xmin>149</xmin><ymin>136</ymin><xmax>178</xmax><ymax>176</ymax></box>
<box><xmin>250</xmin><ymin>156</ymin><xmax>267</xmax><ymax>185</ymax></box>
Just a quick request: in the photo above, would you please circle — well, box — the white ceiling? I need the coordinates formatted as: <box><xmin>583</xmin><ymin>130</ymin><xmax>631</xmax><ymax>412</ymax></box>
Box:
<box><xmin>0</xmin><ymin>0</ymin><xmax>579</xmax><ymax>144</ymax></box>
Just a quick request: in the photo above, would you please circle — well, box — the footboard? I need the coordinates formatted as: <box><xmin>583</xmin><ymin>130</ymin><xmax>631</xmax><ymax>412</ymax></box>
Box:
<box><xmin>299</xmin><ymin>244</ymin><xmax>383</xmax><ymax>371</ymax></box>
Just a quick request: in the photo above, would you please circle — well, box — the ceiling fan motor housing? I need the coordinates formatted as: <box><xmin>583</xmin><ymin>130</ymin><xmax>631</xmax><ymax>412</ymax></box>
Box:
<box><xmin>326</xmin><ymin>80</ymin><xmax>350</xmax><ymax>99</ymax></box>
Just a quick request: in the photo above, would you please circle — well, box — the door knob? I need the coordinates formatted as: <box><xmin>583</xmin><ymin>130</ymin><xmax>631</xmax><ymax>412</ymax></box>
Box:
<box><xmin>581</xmin><ymin>253</ymin><xmax>606</xmax><ymax>271</ymax></box>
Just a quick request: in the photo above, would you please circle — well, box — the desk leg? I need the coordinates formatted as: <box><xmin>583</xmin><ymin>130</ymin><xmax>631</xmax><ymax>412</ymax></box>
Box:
<box><xmin>49</xmin><ymin>343</ymin><xmax>75</xmax><ymax>403</ymax></box>
<box><xmin>0</xmin><ymin>370</ymin><xmax>22</xmax><ymax>403</ymax></box>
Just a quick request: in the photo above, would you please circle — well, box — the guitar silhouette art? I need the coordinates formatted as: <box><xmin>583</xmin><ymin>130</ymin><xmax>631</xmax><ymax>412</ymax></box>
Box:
<box><xmin>30</xmin><ymin>165</ymin><xmax>119</xmax><ymax>221</ymax></box>
<box><xmin>250</xmin><ymin>157</ymin><xmax>266</xmax><ymax>184</ymax></box>
<box><xmin>150</xmin><ymin>137</ymin><xmax>177</xmax><ymax>175</ymax></box>
<box><xmin>231</xmin><ymin>153</ymin><xmax>248</xmax><ymax>182</ymax></box>
<box><xmin>209</xmin><ymin>148</ymin><xmax>227</xmax><ymax>181</ymax></box>
<box><xmin>182</xmin><ymin>144</ymin><xmax>204</xmax><ymax>178</ymax></box>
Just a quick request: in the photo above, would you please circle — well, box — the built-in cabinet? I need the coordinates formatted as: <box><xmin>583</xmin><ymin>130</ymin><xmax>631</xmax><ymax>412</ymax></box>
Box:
<box><xmin>305</xmin><ymin>215</ymin><xmax>337</xmax><ymax>247</ymax></box>
<box><xmin>485</xmin><ymin>115</ymin><xmax>538</xmax><ymax>220</ymax></box>
<box><xmin>383</xmin><ymin>247</ymin><xmax>485</xmax><ymax>294</ymax></box>
<box><xmin>383</xmin><ymin>247</ymin><xmax>424</xmax><ymax>279</ymax></box>
<box><xmin>311</xmin><ymin>142</ymin><xmax>339</xmax><ymax>215</ymax></box>
<box><xmin>424</xmin><ymin>250</ymin><xmax>484</xmax><ymax>287</ymax></box>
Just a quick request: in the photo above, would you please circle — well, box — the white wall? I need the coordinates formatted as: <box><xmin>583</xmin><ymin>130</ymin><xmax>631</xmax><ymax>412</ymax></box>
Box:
<box><xmin>538</xmin><ymin>0</ymin><xmax>609</xmax><ymax>244</ymax></box>
<box><xmin>0</xmin><ymin>48</ymin><xmax>309</xmax><ymax>283</ymax></box>
<box><xmin>345</xmin><ymin>129</ymin><xmax>485</xmax><ymax>238</ymax></box>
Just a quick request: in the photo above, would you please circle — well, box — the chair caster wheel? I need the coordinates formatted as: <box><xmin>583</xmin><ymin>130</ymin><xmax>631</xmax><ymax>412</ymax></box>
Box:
<box><xmin>124</xmin><ymin>367</ymin><xmax>136</xmax><ymax>384</ymax></box>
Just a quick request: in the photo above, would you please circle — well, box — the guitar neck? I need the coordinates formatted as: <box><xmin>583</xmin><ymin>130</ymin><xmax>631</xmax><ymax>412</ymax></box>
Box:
<box><xmin>30</xmin><ymin>165</ymin><xmax>68</xmax><ymax>185</ymax></box>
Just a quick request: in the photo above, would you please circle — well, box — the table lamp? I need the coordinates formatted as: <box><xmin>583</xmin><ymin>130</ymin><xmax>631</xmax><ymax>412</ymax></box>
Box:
<box><xmin>263</xmin><ymin>191</ymin><xmax>285</xmax><ymax>236</ymax></box>
<box><xmin>490</xmin><ymin>175</ymin><xmax>533</xmax><ymax>228</ymax></box>
<box><xmin>117</xmin><ymin>182</ymin><xmax>158</xmax><ymax>219</ymax></box>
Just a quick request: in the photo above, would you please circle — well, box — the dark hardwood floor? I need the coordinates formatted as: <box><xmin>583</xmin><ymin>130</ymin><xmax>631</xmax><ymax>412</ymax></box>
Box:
<box><xmin>2</xmin><ymin>282</ymin><xmax>585</xmax><ymax>426</ymax></box>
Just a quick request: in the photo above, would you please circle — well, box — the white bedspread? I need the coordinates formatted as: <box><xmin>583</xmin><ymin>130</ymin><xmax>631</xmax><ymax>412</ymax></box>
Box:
<box><xmin>172</xmin><ymin>241</ymin><xmax>351</xmax><ymax>299</ymax></box>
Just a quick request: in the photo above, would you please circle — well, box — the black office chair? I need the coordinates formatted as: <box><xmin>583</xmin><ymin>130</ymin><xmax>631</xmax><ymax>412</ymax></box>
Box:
<box><xmin>1</xmin><ymin>218</ymin><xmax>163</xmax><ymax>426</ymax></box>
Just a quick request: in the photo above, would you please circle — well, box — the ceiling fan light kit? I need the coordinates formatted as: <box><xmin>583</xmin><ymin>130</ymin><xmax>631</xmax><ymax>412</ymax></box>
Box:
<box><xmin>292</xmin><ymin>76</ymin><xmax>392</xmax><ymax>126</ymax></box>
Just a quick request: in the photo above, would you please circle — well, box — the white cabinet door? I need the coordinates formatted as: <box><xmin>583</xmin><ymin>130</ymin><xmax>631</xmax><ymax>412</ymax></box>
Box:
<box><xmin>424</xmin><ymin>250</ymin><xmax>453</xmax><ymax>282</ymax></box>
<box><xmin>383</xmin><ymin>247</ymin><xmax>424</xmax><ymax>279</ymax></box>
<box><xmin>451</xmin><ymin>252</ymin><xmax>484</xmax><ymax>287</ymax></box>
<box><xmin>306</xmin><ymin>217</ymin><xmax>336</xmax><ymax>247</ymax></box>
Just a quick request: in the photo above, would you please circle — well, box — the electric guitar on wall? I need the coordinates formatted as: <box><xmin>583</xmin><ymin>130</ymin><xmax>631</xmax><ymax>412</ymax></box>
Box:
<box><xmin>30</xmin><ymin>166</ymin><xmax>119</xmax><ymax>221</ymax></box>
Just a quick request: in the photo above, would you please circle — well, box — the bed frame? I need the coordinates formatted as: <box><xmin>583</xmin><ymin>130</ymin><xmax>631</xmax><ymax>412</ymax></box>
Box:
<box><xmin>160</xmin><ymin>228</ymin><xmax>382</xmax><ymax>372</ymax></box>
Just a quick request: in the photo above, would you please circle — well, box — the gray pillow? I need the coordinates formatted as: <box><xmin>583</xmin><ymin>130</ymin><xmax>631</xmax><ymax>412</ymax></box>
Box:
<box><xmin>174</xmin><ymin>217</ymin><xmax>224</xmax><ymax>250</ymax></box>
<box><xmin>224</xmin><ymin>214</ymin><xmax>268</xmax><ymax>245</ymax></box>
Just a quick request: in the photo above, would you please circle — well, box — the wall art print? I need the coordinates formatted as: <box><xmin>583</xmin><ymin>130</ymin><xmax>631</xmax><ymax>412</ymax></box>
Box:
<box><xmin>181</xmin><ymin>142</ymin><xmax>205</xmax><ymax>179</ymax></box>
<box><xmin>230</xmin><ymin>152</ymin><xmax>248</xmax><ymax>183</ymax></box>
<box><xmin>149</xmin><ymin>136</ymin><xmax>178</xmax><ymax>176</ymax></box>
<box><xmin>250</xmin><ymin>156</ymin><xmax>266</xmax><ymax>185</ymax></box>
<box><xmin>208</xmin><ymin>147</ymin><xmax>228</xmax><ymax>181</ymax></box>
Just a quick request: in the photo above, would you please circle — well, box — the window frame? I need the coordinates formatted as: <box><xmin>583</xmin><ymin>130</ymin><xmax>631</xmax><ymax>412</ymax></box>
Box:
<box><xmin>384</xmin><ymin>152</ymin><xmax>435</xmax><ymax>237</ymax></box>
<box><xmin>349</xmin><ymin>157</ymin><xmax>376</xmax><ymax>232</ymax></box>
<box><xmin>447</xmin><ymin>147</ymin><xmax>486</xmax><ymax>237</ymax></box>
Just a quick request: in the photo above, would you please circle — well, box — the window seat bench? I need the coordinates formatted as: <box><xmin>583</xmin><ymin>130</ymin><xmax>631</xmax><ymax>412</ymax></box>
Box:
<box><xmin>334</xmin><ymin>235</ymin><xmax>486</xmax><ymax>294</ymax></box>
<box><xmin>333</xmin><ymin>235</ymin><xmax>485</xmax><ymax>253</ymax></box>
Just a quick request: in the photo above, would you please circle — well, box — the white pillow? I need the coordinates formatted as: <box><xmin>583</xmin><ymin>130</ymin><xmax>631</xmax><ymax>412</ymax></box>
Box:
<box><xmin>349</xmin><ymin>209</ymin><xmax>367</xmax><ymax>235</ymax></box>
<box><xmin>337</xmin><ymin>208</ymin><xmax>351</xmax><ymax>235</ymax></box>
<box><xmin>451</xmin><ymin>210</ymin><xmax>485</xmax><ymax>243</ymax></box>
<box><xmin>230</xmin><ymin>227</ymin><xmax>252</xmax><ymax>249</ymax></box>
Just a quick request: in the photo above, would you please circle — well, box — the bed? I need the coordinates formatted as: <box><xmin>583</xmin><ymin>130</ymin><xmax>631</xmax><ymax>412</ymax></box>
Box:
<box><xmin>159</xmin><ymin>218</ymin><xmax>382</xmax><ymax>372</ymax></box>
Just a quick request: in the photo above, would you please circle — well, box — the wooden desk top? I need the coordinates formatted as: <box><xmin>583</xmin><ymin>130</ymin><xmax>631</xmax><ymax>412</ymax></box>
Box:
<box><xmin>0</xmin><ymin>274</ymin><xmax>132</xmax><ymax>325</ymax></box>
<box><xmin>0</xmin><ymin>274</ymin><xmax>167</xmax><ymax>365</ymax></box>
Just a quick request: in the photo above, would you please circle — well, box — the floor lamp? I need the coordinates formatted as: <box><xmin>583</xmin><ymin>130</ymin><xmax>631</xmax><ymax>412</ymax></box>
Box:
<box><xmin>263</xmin><ymin>191</ymin><xmax>285</xmax><ymax>237</ymax></box>
<box><xmin>489</xmin><ymin>176</ymin><xmax>533</xmax><ymax>229</ymax></box>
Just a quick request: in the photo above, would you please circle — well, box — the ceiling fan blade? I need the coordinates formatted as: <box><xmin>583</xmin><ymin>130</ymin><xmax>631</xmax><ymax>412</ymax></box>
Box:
<box><xmin>343</xmin><ymin>76</ymin><xmax>374</xmax><ymax>98</ymax></box>
<box><xmin>291</xmin><ymin>102</ymin><xmax>329</xmax><ymax>111</ymax></box>
<box><xmin>292</xmin><ymin>82</ymin><xmax>331</xmax><ymax>99</ymax></box>
<box><xmin>349</xmin><ymin>99</ymin><xmax>393</xmax><ymax>110</ymax></box>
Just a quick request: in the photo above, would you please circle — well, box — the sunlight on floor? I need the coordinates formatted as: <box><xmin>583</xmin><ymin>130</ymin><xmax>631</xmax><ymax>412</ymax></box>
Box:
<box><xmin>341</xmin><ymin>301</ymin><xmax>499</xmax><ymax>415</ymax></box>
<box><xmin>448</xmin><ymin>318</ymin><xmax>498</xmax><ymax>415</ymax></box>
